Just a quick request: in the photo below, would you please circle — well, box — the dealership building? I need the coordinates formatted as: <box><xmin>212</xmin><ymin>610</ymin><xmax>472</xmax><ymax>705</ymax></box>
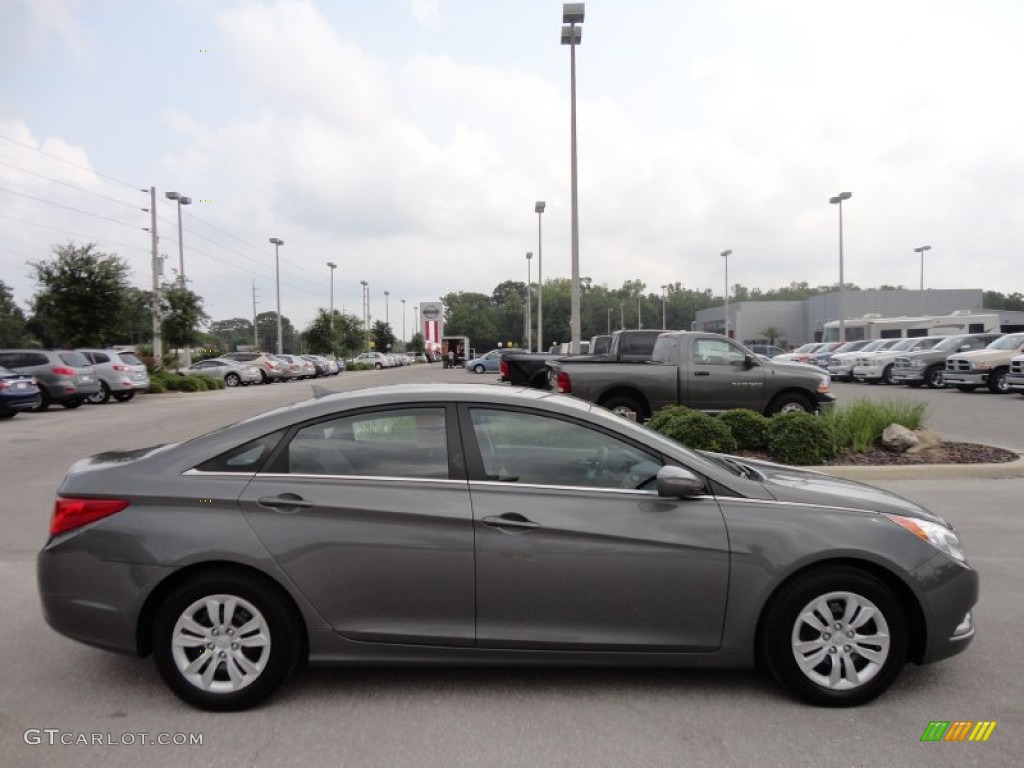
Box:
<box><xmin>694</xmin><ymin>288</ymin><xmax>1024</xmax><ymax>347</ymax></box>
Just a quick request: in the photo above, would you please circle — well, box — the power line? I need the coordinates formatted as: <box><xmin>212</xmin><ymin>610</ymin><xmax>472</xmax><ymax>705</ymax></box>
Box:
<box><xmin>0</xmin><ymin>214</ymin><xmax>151</xmax><ymax>255</ymax></box>
<box><xmin>0</xmin><ymin>185</ymin><xmax>144</xmax><ymax>231</ymax></box>
<box><xmin>0</xmin><ymin>132</ymin><xmax>142</xmax><ymax>191</ymax></box>
<box><xmin>0</xmin><ymin>159</ymin><xmax>145</xmax><ymax>212</ymax></box>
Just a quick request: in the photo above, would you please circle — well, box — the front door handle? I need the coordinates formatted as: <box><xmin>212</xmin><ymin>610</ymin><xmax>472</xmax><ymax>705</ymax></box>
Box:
<box><xmin>482</xmin><ymin>513</ymin><xmax>540</xmax><ymax>532</ymax></box>
<box><xmin>694</xmin><ymin>371</ymin><xmax>710</xmax><ymax>376</ymax></box>
<box><xmin>257</xmin><ymin>493</ymin><xmax>314</xmax><ymax>513</ymax></box>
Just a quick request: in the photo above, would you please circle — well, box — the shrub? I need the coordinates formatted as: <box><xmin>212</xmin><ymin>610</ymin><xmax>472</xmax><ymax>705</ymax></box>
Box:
<box><xmin>177</xmin><ymin>376</ymin><xmax>202</xmax><ymax>392</ymax></box>
<box><xmin>718</xmin><ymin>409</ymin><xmax>769</xmax><ymax>450</ymax></box>
<box><xmin>823</xmin><ymin>398</ymin><xmax>930</xmax><ymax>452</ymax></box>
<box><xmin>147</xmin><ymin>379</ymin><xmax>166</xmax><ymax>394</ymax></box>
<box><xmin>212</xmin><ymin>378</ymin><xmax>226</xmax><ymax>389</ymax></box>
<box><xmin>651</xmin><ymin>409</ymin><xmax>738</xmax><ymax>453</ymax></box>
<box><xmin>766</xmin><ymin>412</ymin><xmax>840</xmax><ymax>465</ymax></box>
<box><xmin>647</xmin><ymin>405</ymin><xmax>690</xmax><ymax>433</ymax></box>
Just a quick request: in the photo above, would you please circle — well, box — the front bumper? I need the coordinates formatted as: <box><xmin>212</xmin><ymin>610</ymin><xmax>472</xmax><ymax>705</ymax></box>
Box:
<box><xmin>891</xmin><ymin>368</ymin><xmax>925</xmax><ymax>384</ymax></box>
<box><xmin>1005</xmin><ymin>373</ymin><xmax>1024</xmax><ymax>392</ymax></box>
<box><xmin>908</xmin><ymin>552</ymin><xmax>979</xmax><ymax>664</ymax></box>
<box><xmin>815</xmin><ymin>393</ymin><xmax>837</xmax><ymax>411</ymax></box>
<box><xmin>942</xmin><ymin>372</ymin><xmax>989</xmax><ymax>386</ymax></box>
<box><xmin>852</xmin><ymin>365</ymin><xmax>885</xmax><ymax>381</ymax></box>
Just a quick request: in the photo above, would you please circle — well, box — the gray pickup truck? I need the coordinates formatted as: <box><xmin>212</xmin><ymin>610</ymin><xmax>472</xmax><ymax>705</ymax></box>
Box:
<box><xmin>500</xmin><ymin>329</ymin><xmax>666</xmax><ymax>387</ymax></box>
<box><xmin>890</xmin><ymin>332</ymin><xmax>1003</xmax><ymax>389</ymax></box>
<box><xmin>547</xmin><ymin>331</ymin><xmax>835</xmax><ymax>420</ymax></box>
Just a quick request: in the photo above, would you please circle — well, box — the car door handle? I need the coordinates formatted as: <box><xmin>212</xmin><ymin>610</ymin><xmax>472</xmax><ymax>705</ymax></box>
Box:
<box><xmin>694</xmin><ymin>371</ymin><xmax>710</xmax><ymax>376</ymax></box>
<box><xmin>482</xmin><ymin>513</ymin><xmax>540</xmax><ymax>531</ymax></box>
<box><xmin>257</xmin><ymin>493</ymin><xmax>314</xmax><ymax>513</ymax></box>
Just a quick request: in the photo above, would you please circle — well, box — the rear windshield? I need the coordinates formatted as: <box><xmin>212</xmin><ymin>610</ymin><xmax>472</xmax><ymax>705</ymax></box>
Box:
<box><xmin>118</xmin><ymin>352</ymin><xmax>143</xmax><ymax>365</ymax></box>
<box><xmin>58</xmin><ymin>351</ymin><xmax>91</xmax><ymax>367</ymax></box>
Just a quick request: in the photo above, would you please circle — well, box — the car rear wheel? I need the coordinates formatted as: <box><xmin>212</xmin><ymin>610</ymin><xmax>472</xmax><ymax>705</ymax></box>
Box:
<box><xmin>32</xmin><ymin>390</ymin><xmax>51</xmax><ymax>412</ymax></box>
<box><xmin>152</xmin><ymin>570</ymin><xmax>301</xmax><ymax>712</ymax></box>
<box><xmin>224</xmin><ymin>373</ymin><xmax>241</xmax><ymax>387</ymax></box>
<box><xmin>924</xmin><ymin>365</ymin><xmax>945</xmax><ymax>389</ymax></box>
<box><xmin>956</xmin><ymin>385</ymin><xmax>977</xmax><ymax>393</ymax></box>
<box><xmin>374</xmin><ymin>363</ymin><xmax>382</xmax><ymax>370</ymax></box>
<box><xmin>86</xmin><ymin>382</ymin><xmax>111</xmax><ymax>405</ymax></box>
<box><xmin>760</xmin><ymin>566</ymin><xmax>907</xmax><ymax>707</ymax></box>
<box><xmin>599</xmin><ymin>394</ymin><xmax>646</xmax><ymax>421</ymax></box>
<box><xmin>62</xmin><ymin>399</ymin><xmax>84</xmax><ymax>409</ymax></box>
<box><xmin>880</xmin><ymin>364</ymin><xmax>894</xmax><ymax>385</ymax></box>
<box><xmin>113</xmin><ymin>391</ymin><xmax>135</xmax><ymax>402</ymax></box>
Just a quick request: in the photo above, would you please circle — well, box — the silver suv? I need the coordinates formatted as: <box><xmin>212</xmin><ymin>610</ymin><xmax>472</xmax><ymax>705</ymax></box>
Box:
<box><xmin>220</xmin><ymin>352</ymin><xmax>285</xmax><ymax>383</ymax></box>
<box><xmin>0</xmin><ymin>349</ymin><xmax>100</xmax><ymax>410</ymax></box>
<box><xmin>78</xmin><ymin>349</ymin><xmax>150</xmax><ymax>404</ymax></box>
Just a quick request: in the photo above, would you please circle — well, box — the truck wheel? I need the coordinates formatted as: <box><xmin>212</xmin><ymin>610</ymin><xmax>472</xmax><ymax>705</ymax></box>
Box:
<box><xmin>988</xmin><ymin>368</ymin><xmax>1010</xmax><ymax>394</ymax></box>
<box><xmin>599</xmin><ymin>394</ymin><xmax>646</xmax><ymax>421</ymax></box>
<box><xmin>768</xmin><ymin>393</ymin><xmax>815</xmax><ymax>415</ymax></box>
<box><xmin>880</xmin><ymin>364</ymin><xmax>895</xmax><ymax>385</ymax></box>
<box><xmin>924</xmin><ymin>366</ymin><xmax>945</xmax><ymax>389</ymax></box>
<box><xmin>955</xmin><ymin>385</ymin><xmax>977</xmax><ymax>393</ymax></box>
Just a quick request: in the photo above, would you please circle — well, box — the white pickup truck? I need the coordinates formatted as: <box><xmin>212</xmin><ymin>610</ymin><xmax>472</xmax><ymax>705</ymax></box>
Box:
<box><xmin>1004</xmin><ymin>353</ymin><xmax>1024</xmax><ymax>395</ymax></box>
<box><xmin>943</xmin><ymin>332</ymin><xmax>1024</xmax><ymax>393</ymax></box>
<box><xmin>851</xmin><ymin>336</ymin><xmax>943</xmax><ymax>384</ymax></box>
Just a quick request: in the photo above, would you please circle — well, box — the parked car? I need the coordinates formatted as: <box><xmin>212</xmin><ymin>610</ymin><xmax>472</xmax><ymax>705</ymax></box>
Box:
<box><xmin>944</xmin><ymin>332</ymin><xmax>1024</xmax><ymax>393</ymax></box>
<box><xmin>78</xmin><ymin>348</ymin><xmax>150</xmax><ymax>404</ymax></box>
<box><xmin>851</xmin><ymin>336</ymin><xmax>944</xmax><ymax>384</ymax></box>
<box><xmin>0</xmin><ymin>365</ymin><xmax>42</xmax><ymax>418</ymax></box>
<box><xmin>300</xmin><ymin>355</ymin><xmax>331</xmax><ymax>377</ymax></box>
<box><xmin>1006</xmin><ymin>353</ymin><xmax>1024</xmax><ymax>395</ymax></box>
<box><xmin>221</xmin><ymin>352</ymin><xmax>285</xmax><ymax>384</ymax></box>
<box><xmin>0</xmin><ymin>349</ymin><xmax>99</xmax><ymax>410</ymax></box>
<box><xmin>351</xmin><ymin>352</ymin><xmax>390</xmax><ymax>369</ymax></box>
<box><xmin>465</xmin><ymin>348</ymin><xmax>524</xmax><ymax>374</ymax></box>
<box><xmin>827</xmin><ymin>339</ymin><xmax>900</xmax><ymax>382</ymax></box>
<box><xmin>38</xmin><ymin>384</ymin><xmax>977</xmax><ymax>711</ymax></box>
<box><xmin>772</xmin><ymin>342</ymin><xmax>828</xmax><ymax>364</ymax></box>
<box><xmin>806</xmin><ymin>340</ymin><xmax>870</xmax><ymax>370</ymax></box>
<box><xmin>747</xmin><ymin>344</ymin><xmax>788</xmax><ymax>359</ymax></box>
<box><xmin>891</xmin><ymin>333</ymin><xmax>1003</xmax><ymax>389</ymax></box>
<box><xmin>176</xmin><ymin>358</ymin><xmax>261</xmax><ymax>387</ymax></box>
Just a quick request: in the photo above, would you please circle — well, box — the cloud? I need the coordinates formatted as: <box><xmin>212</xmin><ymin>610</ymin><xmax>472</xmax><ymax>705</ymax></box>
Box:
<box><xmin>408</xmin><ymin>0</ymin><xmax>440</xmax><ymax>29</ymax></box>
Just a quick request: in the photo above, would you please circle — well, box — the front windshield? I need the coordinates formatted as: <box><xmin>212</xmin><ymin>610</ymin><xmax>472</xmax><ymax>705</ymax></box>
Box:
<box><xmin>889</xmin><ymin>338</ymin><xmax>920</xmax><ymax>351</ymax></box>
<box><xmin>989</xmin><ymin>334</ymin><xmax>1024</xmax><ymax>350</ymax></box>
<box><xmin>933</xmin><ymin>336</ymin><xmax>966</xmax><ymax>352</ymax></box>
<box><xmin>858</xmin><ymin>340</ymin><xmax>887</xmax><ymax>352</ymax></box>
<box><xmin>910</xmin><ymin>337</ymin><xmax>941</xmax><ymax>350</ymax></box>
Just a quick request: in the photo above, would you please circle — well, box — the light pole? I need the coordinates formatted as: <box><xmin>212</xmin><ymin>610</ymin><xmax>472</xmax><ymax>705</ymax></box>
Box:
<box><xmin>384</xmin><ymin>290</ymin><xmax>390</xmax><ymax>328</ymax></box>
<box><xmin>268</xmin><ymin>238</ymin><xmax>284</xmax><ymax>354</ymax></box>
<box><xmin>914</xmin><ymin>245</ymin><xmax>931</xmax><ymax>314</ymax></box>
<box><xmin>535</xmin><ymin>201</ymin><xmax>546</xmax><ymax>353</ymax></box>
<box><xmin>166</xmin><ymin>191</ymin><xmax>192</xmax><ymax>365</ymax></box>
<box><xmin>606</xmin><ymin>307</ymin><xmax>612</xmax><ymax>335</ymax></box>
<box><xmin>401</xmin><ymin>298</ymin><xmax>406</xmax><ymax>342</ymax></box>
<box><xmin>829</xmin><ymin>191</ymin><xmax>852</xmax><ymax>342</ymax></box>
<box><xmin>326</xmin><ymin>261</ymin><xmax>337</xmax><ymax>330</ymax></box>
<box><xmin>365</xmin><ymin>281</ymin><xmax>370</xmax><ymax>350</ymax></box>
<box><xmin>637</xmin><ymin>294</ymin><xmax>642</xmax><ymax>329</ymax></box>
<box><xmin>525</xmin><ymin>252</ymin><xmax>533</xmax><ymax>352</ymax></box>
<box><xmin>660</xmin><ymin>284</ymin><xmax>668</xmax><ymax>329</ymax></box>
<box><xmin>720</xmin><ymin>249</ymin><xmax>732</xmax><ymax>338</ymax></box>
<box><xmin>619</xmin><ymin>303</ymin><xmax>624</xmax><ymax>330</ymax></box>
<box><xmin>561</xmin><ymin>3</ymin><xmax>584</xmax><ymax>353</ymax></box>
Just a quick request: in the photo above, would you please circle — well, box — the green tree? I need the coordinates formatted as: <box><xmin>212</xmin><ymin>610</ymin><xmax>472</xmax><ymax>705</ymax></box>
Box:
<box><xmin>209</xmin><ymin>317</ymin><xmax>255</xmax><ymax>350</ymax></box>
<box><xmin>371</xmin><ymin>320</ymin><xmax>396</xmax><ymax>353</ymax></box>
<box><xmin>442</xmin><ymin>291</ymin><xmax>501</xmax><ymax>348</ymax></box>
<box><xmin>407</xmin><ymin>332</ymin><xmax>425</xmax><ymax>354</ymax></box>
<box><xmin>0</xmin><ymin>281</ymin><xmax>28</xmax><ymax>347</ymax></box>
<box><xmin>255</xmin><ymin>311</ymin><xmax>297</xmax><ymax>353</ymax></box>
<box><xmin>117</xmin><ymin>287</ymin><xmax>154</xmax><ymax>345</ymax></box>
<box><xmin>160</xmin><ymin>282</ymin><xmax>209</xmax><ymax>351</ymax></box>
<box><xmin>302</xmin><ymin>309</ymin><xmax>336</xmax><ymax>355</ymax></box>
<box><xmin>29</xmin><ymin>242</ymin><xmax>132</xmax><ymax>346</ymax></box>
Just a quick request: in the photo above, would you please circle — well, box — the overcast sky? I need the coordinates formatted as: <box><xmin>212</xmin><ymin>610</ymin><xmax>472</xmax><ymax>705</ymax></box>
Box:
<box><xmin>2</xmin><ymin>0</ymin><xmax>1022</xmax><ymax>332</ymax></box>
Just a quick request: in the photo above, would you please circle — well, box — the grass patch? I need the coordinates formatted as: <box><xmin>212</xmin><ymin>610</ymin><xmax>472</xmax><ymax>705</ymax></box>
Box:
<box><xmin>823</xmin><ymin>398</ymin><xmax>929</xmax><ymax>452</ymax></box>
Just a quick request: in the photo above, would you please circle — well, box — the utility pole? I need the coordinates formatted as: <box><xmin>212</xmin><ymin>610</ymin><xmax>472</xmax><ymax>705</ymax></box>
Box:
<box><xmin>252</xmin><ymin>280</ymin><xmax>259</xmax><ymax>349</ymax></box>
<box><xmin>146</xmin><ymin>187</ymin><xmax>163</xmax><ymax>366</ymax></box>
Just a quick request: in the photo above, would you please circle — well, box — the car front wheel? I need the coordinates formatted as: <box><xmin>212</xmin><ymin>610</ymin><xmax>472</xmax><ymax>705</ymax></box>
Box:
<box><xmin>86</xmin><ymin>382</ymin><xmax>111</xmax><ymax>405</ymax></box>
<box><xmin>768</xmin><ymin>392</ymin><xmax>815</xmax><ymax>415</ymax></box>
<box><xmin>760</xmin><ymin>566</ymin><xmax>907</xmax><ymax>707</ymax></box>
<box><xmin>925</xmin><ymin>365</ymin><xmax>945</xmax><ymax>389</ymax></box>
<box><xmin>152</xmin><ymin>570</ymin><xmax>301</xmax><ymax>711</ymax></box>
<box><xmin>474</xmin><ymin>364</ymin><xmax>485</xmax><ymax>374</ymax></box>
<box><xmin>224</xmin><ymin>373</ymin><xmax>241</xmax><ymax>387</ymax></box>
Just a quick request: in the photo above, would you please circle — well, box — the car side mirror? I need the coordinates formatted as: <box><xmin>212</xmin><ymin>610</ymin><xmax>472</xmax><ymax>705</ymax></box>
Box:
<box><xmin>656</xmin><ymin>466</ymin><xmax>705</xmax><ymax>498</ymax></box>
<box><xmin>744</xmin><ymin>354</ymin><xmax>758</xmax><ymax>369</ymax></box>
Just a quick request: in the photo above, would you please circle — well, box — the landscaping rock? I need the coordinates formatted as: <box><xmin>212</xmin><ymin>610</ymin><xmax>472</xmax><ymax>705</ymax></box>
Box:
<box><xmin>881</xmin><ymin>423</ymin><xmax>918</xmax><ymax>453</ymax></box>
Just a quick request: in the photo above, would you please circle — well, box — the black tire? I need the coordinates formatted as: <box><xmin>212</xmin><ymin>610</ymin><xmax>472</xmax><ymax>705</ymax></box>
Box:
<box><xmin>374</xmin><ymin>363</ymin><xmax>382</xmax><ymax>370</ymax></box>
<box><xmin>32</xmin><ymin>390</ymin><xmax>51</xmax><ymax>412</ymax></box>
<box><xmin>113</xmin><ymin>390</ymin><xmax>135</xmax><ymax>402</ymax></box>
<box><xmin>759</xmin><ymin>566</ymin><xmax>908</xmax><ymax>707</ymax></box>
<box><xmin>152</xmin><ymin>570</ymin><xmax>301</xmax><ymax>712</ymax></box>
<box><xmin>599</xmin><ymin>394</ymin><xmax>646</xmax><ymax>421</ymax></box>
<box><xmin>880</xmin><ymin>364</ymin><xmax>894</xmax><ymax>385</ymax></box>
<box><xmin>0</xmin><ymin>412</ymin><xmax>15</xmax><ymax>419</ymax></box>
<box><xmin>62</xmin><ymin>399</ymin><xmax>84</xmax><ymax>409</ymax></box>
<box><xmin>260</xmin><ymin>370</ymin><xmax>270</xmax><ymax>384</ymax></box>
<box><xmin>924</xmin><ymin>365</ymin><xmax>945</xmax><ymax>389</ymax></box>
<box><xmin>955</xmin><ymin>385</ymin><xmax>977</xmax><ymax>393</ymax></box>
<box><xmin>767</xmin><ymin>392</ymin><xmax>815</xmax><ymax>415</ymax></box>
<box><xmin>86</xmin><ymin>382</ymin><xmax>111</xmax><ymax>405</ymax></box>
<box><xmin>224</xmin><ymin>373</ymin><xmax>241</xmax><ymax>387</ymax></box>
<box><xmin>987</xmin><ymin>368</ymin><xmax>1010</xmax><ymax>394</ymax></box>
<box><xmin>473</xmin><ymin>364</ymin><xmax>485</xmax><ymax>374</ymax></box>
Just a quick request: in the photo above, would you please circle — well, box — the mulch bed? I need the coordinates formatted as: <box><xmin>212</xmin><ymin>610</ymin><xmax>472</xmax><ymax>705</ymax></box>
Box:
<box><xmin>823</xmin><ymin>442</ymin><xmax>1020</xmax><ymax>466</ymax></box>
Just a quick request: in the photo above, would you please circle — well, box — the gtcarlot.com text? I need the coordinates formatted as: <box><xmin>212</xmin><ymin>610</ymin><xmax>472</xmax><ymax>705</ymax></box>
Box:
<box><xmin>23</xmin><ymin>729</ymin><xmax>203</xmax><ymax>746</ymax></box>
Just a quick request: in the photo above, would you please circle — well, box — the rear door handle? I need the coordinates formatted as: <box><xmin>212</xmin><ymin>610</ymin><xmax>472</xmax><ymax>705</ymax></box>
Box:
<box><xmin>257</xmin><ymin>493</ymin><xmax>314</xmax><ymax>513</ymax></box>
<box><xmin>482</xmin><ymin>513</ymin><xmax>540</xmax><ymax>531</ymax></box>
<box><xmin>694</xmin><ymin>371</ymin><xmax>710</xmax><ymax>376</ymax></box>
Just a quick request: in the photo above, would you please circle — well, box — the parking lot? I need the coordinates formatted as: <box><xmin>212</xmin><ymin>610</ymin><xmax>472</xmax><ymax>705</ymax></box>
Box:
<box><xmin>1</xmin><ymin>367</ymin><xmax>1021</xmax><ymax>767</ymax></box>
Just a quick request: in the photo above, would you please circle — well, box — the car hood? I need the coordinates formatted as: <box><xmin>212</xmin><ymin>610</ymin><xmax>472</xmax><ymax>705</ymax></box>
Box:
<box><xmin>712</xmin><ymin>454</ymin><xmax>946</xmax><ymax>524</ymax></box>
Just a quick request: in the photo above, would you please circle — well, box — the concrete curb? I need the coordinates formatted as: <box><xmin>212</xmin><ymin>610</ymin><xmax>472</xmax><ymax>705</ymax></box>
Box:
<box><xmin>812</xmin><ymin>452</ymin><xmax>1024</xmax><ymax>481</ymax></box>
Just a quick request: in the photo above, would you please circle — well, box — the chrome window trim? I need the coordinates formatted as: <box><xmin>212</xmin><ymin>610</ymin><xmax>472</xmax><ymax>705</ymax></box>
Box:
<box><xmin>469</xmin><ymin>479</ymin><xmax>660</xmax><ymax>495</ymax></box>
<box><xmin>253</xmin><ymin>472</ymin><xmax>464</xmax><ymax>486</ymax></box>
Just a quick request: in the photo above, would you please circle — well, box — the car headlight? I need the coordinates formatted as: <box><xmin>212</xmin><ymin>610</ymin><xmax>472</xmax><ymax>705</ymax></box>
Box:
<box><xmin>885</xmin><ymin>514</ymin><xmax>966</xmax><ymax>562</ymax></box>
<box><xmin>973</xmin><ymin>363</ymin><xmax>991</xmax><ymax>370</ymax></box>
<box><xmin>909</xmin><ymin>360</ymin><xmax>925</xmax><ymax>368</ymax></box>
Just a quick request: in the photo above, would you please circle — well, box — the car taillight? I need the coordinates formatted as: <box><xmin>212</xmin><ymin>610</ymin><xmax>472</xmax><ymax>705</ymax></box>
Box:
<box><xmin>51</xmin><ymin>497</ymin><xmax>130</xmax><ymax>535</ymax></box>
<box><xmin>555</xmin><ymin>371</ymin><xmax>571</xmax><ymax>393</ymax></box>
<box><xmin>499</xmin><ymin>359</ymin><xmax>508</xmax><ymax>376</ymax></box>
<box><xmin>51</xmin><ymin>367</ymin><xmax>75</xmax><ymax>376</ymax></box>
<box><xmin>111</xmin><ymin>364</ymin><xmax>129</xmax><ymax>371</ymax></box>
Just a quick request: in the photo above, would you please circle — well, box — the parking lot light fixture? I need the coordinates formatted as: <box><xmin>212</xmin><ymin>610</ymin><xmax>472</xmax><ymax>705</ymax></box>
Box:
<box><xmin>828</xmin><ymin>192</ymin><xmax>852</xmax><ymax>342</ymax></box>
<box><xmin>327</xmin><ymin>262</ymin><xmax>337</xmax><ymax>330</ymax></box>
<box><xmin>720</xmin><ymin>250</ymin><xmax>732</xmax><ymax>338</ymax></box>
<box><xmin>535</xmin><ymin>201</ymin><xmax>546</xmax><ymax>352</ymax></box>
<box><xmin>561</xmin><ymin>3</ymin><xmax>584</xmax><ymax>353</ymax></box>
<box><xmin>269</xmin><ymin>238</ymin><xmax>284</xmax><ymax>354</ymax></box>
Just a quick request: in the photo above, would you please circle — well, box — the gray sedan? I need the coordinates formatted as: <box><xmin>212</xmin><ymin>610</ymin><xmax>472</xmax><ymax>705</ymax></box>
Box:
<box><xmin>176</xmin><ymin>358</ymin><xmax>261</xmax><ymax>387</ymax></box>
<box><xmin>38</xmin><ymin>384</ymin><xmax>976</xmax><ymax>711</ymax></box>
